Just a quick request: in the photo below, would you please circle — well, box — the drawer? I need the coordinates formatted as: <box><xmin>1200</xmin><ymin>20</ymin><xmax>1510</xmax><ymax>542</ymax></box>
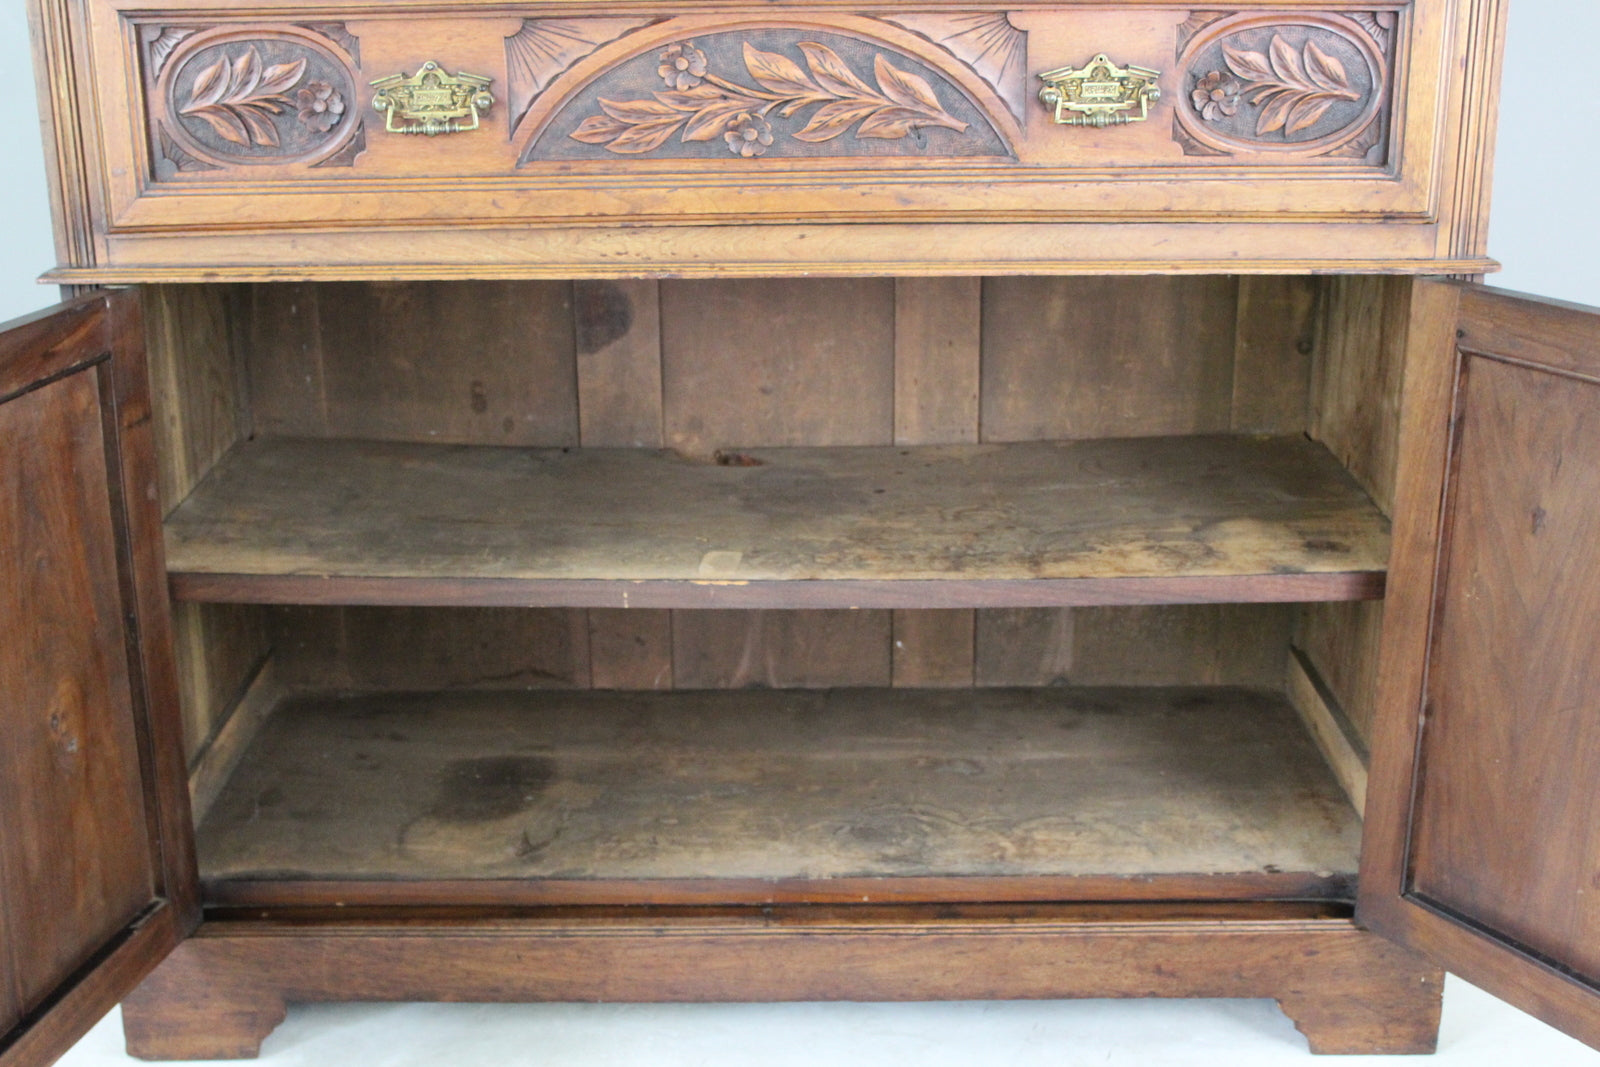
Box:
<box><xmin>56</xmin><ymin>0</ymin><xmax>1494</xmax><ymax>276</ymax></box>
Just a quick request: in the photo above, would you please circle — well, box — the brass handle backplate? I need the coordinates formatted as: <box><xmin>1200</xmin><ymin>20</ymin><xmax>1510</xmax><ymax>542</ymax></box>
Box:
<box><xmin>1038</xmin><ymin>55</ymin><xmax>1161</xmax><ymax>127</ymax></box>
<box><xmin>371</xmin><ymin>61</ymin><xmax>494</xmax><ymax>135</ymax></box>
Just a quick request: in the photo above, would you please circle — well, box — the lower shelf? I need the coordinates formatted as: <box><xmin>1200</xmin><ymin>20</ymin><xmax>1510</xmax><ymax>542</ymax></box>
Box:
<box><xmin>197</xmin><ymin>686</ymin><xmax>1361</xmax><ymax>907</ymax></box>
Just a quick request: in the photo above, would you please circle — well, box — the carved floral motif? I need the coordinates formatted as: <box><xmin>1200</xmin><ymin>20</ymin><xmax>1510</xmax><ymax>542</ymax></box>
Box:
<box><xmin>1191</xmin><ymin>70</ymin><xmax>1241</xmax><ymax>123</ymax></box>
<box><xmin>1199</xmin><ymin>35</ymin><xmax>1362</xmax><ymax>136</ymax></box>
<box><xmin>296</xmin><ymin>81</ymin><xmax>347</xmax><ymax>133</ymax></box>
<box><xmin>570</xmin><ymin>39</ymin><xmax>969</xmax><ymax>156</ymax></box>
<box><xmin>658</xmin><ymin>42</ymin><xmax>708</xmax><ymax>90</ymax></box>
<box><xmin>180</xmin><ymin>48</ymin><xmax>310</xmax><ymax>147</ymax></box>
<box><xmin>1173</xmin><ymin>13</ymin><xmax>1389</xmax><ymax>158</ymax></box>
<box><xmin>155</xmin><ymin>27</ymin><xmax>362</xmax><ymax>171</ymax></box>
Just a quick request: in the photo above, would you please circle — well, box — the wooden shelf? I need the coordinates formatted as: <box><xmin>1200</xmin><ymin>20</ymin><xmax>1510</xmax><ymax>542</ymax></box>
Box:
<box><xmin>165</xmin><ymin>435</ymin><xmax>1388</xmax><ymax>608</ymax></box>
<box><xmin>197</xmin><ymin>686</ymin><xmax>1362</xmax><ymax>908</ymax></box>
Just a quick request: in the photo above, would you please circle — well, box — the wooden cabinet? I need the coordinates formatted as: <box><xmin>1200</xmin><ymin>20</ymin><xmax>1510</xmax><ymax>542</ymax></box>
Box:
<box><xmin>10</xmin><ymin>1</ymin><xmax>1600</xmax><ymax>1064</ymax></box>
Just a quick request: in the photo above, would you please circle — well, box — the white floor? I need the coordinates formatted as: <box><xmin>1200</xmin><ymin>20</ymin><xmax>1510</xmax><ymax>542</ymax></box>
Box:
<box><xmin>59</xmin><ymin>976</ymin><xmax>1597</xmax><ymax>1066</ymax></box>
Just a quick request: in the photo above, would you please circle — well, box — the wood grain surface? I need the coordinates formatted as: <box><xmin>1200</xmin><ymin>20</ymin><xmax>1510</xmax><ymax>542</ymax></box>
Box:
<box><xmin>0</xmin><ymin>293</ymin><xmax>195</xmax><ymax>1067</ymax></box>
<box><xmin>1361</xmin><ymin>283</ymin><xmax>1600</xmax><ymax>1052</ymax></box>
<box><xmin>164</xmin><ymin>434</ymin><xmax>1389</xmax><ymax>606</ymax></box>
<box><xmin>119</xmin><ymin>905</ymin><xmax>1443</xmax><ymax>1059</ymax></box>
<box><xmin>194</xmin><ymin>686</ymin><xmax>1361</xmax><ymax>890</ymax></box>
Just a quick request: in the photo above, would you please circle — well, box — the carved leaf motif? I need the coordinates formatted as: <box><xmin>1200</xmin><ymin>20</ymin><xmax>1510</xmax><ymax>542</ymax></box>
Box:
<box><xmin>1302</xmin><ymin>40</ymin><xmax>1349</xmax><ymax>95</ymax></box>
<box><xmin>794</xmin><ymin>99</ymin><xmax>881</xmax><ymax>141</ymax></box>
<box><xmin>569</xmin><ymin>38</ymin><xmax>969</xmax><ymax>157</ymax></box>
<box><xmin>683</xmin><ymin>99</ymin><xmax>756</xmax><ymax>141</ymax></box>
<box><xmin>743</xmin><ymin>44</ymin><xmax>818</xmax><ymax>98</ymax></box>
<box><xmin>180</xmin><ymin>47</ymin><xmax>307</xmax><ymax>147</ymax></box>
<box><xmin>1221</xmin><ymin>44</ymin><xmax>1274</xmax><ymax>84</ymax></box>
<box><xmin>570</xmin><ymin>114</ymin><xmax>631</xmax><ymax>143</ymax></box>
<box><xmin>607</xmin><ymin>117</ymin><xmax>684</xmax><ymax>153</ymax></box>
<box><xmin>798</xmin><ymin>42</ymin><xmax>876</xmax><ymax>98</ymax></box>
<box><xmin>873</xmin><ymin>54</ymin><xmax>941</xmax><ymax>111</ymax></box>
<box><xmin>857</xmin><ymin>106</ymin><xmax>931</xmax><ymax>139</ymax></box>
<box><xmin>1221</xmin><ymin>35</ymin><xmax>1362</xmax><ymax>137</ymax></box>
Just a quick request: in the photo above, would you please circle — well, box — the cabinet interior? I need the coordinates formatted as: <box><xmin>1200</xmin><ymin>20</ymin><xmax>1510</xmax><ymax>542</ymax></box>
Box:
<box><xmin>143</xmin><ymin>274</ymin><xmax>1413</xmax><ymax>909</ymax></box>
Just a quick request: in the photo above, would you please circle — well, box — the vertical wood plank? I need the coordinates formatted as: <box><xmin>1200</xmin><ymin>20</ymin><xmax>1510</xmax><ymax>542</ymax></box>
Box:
<box><xmin>980</xmin><ymin>276</ymin><xmax>1240</xmax><ymax>441</ymax></box>
<box><xmin>672</xmin><ymin>610</ymin><xmax>892</xmax><ymax>689</ymax></box>
<box><xmin>894</xmin><ymin>277</ymin><xmax>981</xmax><ymax>445</ymax></box>
<box><xmin>141</xmin><ymin>285</ymin><xmax>272</xmax><ymax>764</ymax></box>
<box><xmin>1301</xmin><ymin>275</ymin><xmax>1413</xmax><ymax>748</ymax></box>
<box><xmin>247</xmin><ymin>282</ymin><xmax>579</xmax><ymax>446</ymax></box>
<box><xmin>575</xmin><ymin>279</ymin><xmax>670</xmax><ymax>689</ymax></box>
<box><xmin>974</xmin><ymin>609</ymin><xmax>1074</xmax><ymax>686</ymax></box>
<box><xmin>1231</xmin><ymin>276</ymin><xmax>1318</xmax><ymax>433</ymax></box>
<box><xmin>239</xmin><ymin>282</ymin><xmax>327</xmax><ymax>438</ymax></box>
<box><xmin>974</xmin><ymin>606</ymin><xmax>1291</xmax><ymax>689</ymax></box>
<box><xmin>662</xmin><ymin>279</ymin><xmax>895</xmax><ymax>687</ymax></box>
<box><xmin>1070</xmin><ymin>605</ymin><xmax>1290</xmax><ymax>688</ymax></box>
<box><xmin>142</xmin><ymin>285</ymin><xmax>248</xmax><ymax>512</ymax></box>
<box><xmin>660</xmin><ymin>278</ymin><xmax>894</xmax><ymax>452</ymax></box>
<box><xmin>170</xmin><ymin>602</ymin><xmax>270</xmax><ymax>762</ymax></box>
<box><xmin>589</xmin><ymin>609</ymin><xmax>673</xmax><ymax>690</ymax></box>
<box><xmin>893</xmin><ymin>276</ymin><xmax>981</xmax><ymax>688</ymax></box>
<box><xmin>976</xmin><ymin>277</ymin><xmax>1237</xmax><ymax>686</ymax></box>
<box><xmin>268</xmin><ymin>608</ymin><xmax>592</xmax><ymax>691</ymax></box>
<box><xmin>575</xmin><ymin>279</ymin><xmax>663</xmax><ymax>449</ymax></box>
<box><xmin>1297</xmin><ymin>601</ymin><xmax>1385</xmax><ymax>746</ymax></box>
<box><xmin>891</xmin><ymin>610</ymin><xmax>974</xmax><ymax>688</ymax></box>
<box><xmin>1310</xmin><ymin>275</ymin><xmax>1411</xmax><ymax>514</ymax></box>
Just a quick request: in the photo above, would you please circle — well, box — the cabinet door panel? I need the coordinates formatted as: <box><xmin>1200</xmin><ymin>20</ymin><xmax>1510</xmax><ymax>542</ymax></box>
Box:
<box><xmin>0</xmin><ymin>293</ymin><xmax>194</xmax><ymax>1067</ymax></box>
<box><xmin>1361</xmin><ymin>281</ymin><xmax>1600</xmax><ymax>1050</ymax></box>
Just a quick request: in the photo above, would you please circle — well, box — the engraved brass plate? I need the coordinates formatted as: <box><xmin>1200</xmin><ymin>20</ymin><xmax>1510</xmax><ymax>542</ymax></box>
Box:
<box><xmin>371</xmin><ymin>61</ymin><xmax>494</xmax><ymax>135</ymax></box>
<box><xmin>1038</xmin><ymin>55</ymin><xmax>1161</xmax><ymax>127</ymax></box>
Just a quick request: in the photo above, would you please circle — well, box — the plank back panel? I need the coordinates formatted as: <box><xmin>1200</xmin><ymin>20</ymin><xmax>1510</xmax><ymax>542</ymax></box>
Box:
<box><xmin>893</xmin><ymin>276</ymin><xmax>982</xmax><ymax>686</ymax></box>
<box><xmin>1231</xmin><ymin>276</ymin><xmax>1318</xmax><ymax>434</ymax></box>
<box><xmin>660</xmin><ymin>277</ymin><xmax>897</xmax><ymax>685</ymax></box>
<box><xmin>575</xmin><ymin>278</ymin><xmax>671</xmax><ymax>688</ymax></box>
<box><xmin>246</xmin><ymin>282</ymin><xmax>579</xmax><ymax>446</ymax></box>
<box><xmin>222</xmin><ymin>278</ymin><xmax>1320</xmax><ymax>695</ymax></box>
<box><xmin>660</xmin><ymin>278</ymin><xmax>895</xmax><ymax>453</ymax></box>
<box><xmin>979</xmin><ymin>276</ymin><xmax>1240</xmax><ymax>442</ymax></box>
<box><xmin>269</xmin><ymin>607</ymin><xmax>591</xmax><ymax>692</ymax></box>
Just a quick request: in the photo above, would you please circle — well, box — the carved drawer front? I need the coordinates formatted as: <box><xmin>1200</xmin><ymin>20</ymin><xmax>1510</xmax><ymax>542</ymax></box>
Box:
<box><xmin>68</xmin><ymin>1</ymin><xmax>1478</xmax><ymax>272</ymax></box>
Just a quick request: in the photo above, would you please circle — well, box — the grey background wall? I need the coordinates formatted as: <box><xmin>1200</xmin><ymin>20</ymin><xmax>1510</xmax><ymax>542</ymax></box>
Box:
<box><xmin>4</xmin><ymin>4</ymin><xmax>1598</xmax><ymax>320</ymax></box>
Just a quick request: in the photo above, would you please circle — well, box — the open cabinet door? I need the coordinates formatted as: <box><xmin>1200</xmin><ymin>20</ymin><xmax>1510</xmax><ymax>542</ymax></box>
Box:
<box><xmin>1361</xmin><ymin>280</ymin><xmax>1600</xmax><ymax>1048</ymax></box>
<box><xmin>0</xmin><ymin>292</ymin><xmax>197</xmax><ymax>1067</ymax></box>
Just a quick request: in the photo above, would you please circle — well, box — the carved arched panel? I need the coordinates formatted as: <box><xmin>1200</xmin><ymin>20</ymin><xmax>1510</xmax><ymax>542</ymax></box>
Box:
<box><xmin>513</xmin><ymin>20</ymin><xmax>1019</xmax><ymax>164</ymax></box>
<box><xmin>1174</xmin><ymin>12</ymin><xmax>1394</xmax><ymax>160</ymax></box>
<box><xmin>147</xmin><ymin>24</ymin><xmax>363</xmax><ymax>176</ymax></box>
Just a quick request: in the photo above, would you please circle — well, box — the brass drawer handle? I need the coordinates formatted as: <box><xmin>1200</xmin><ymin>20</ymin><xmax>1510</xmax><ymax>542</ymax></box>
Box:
<box><xmin>1038</xmin><ymin>55</ymin><xmax>1161</xmax><ymax>127</ymax></box>
<box><xmin>371</xmin><ymin>61</ymin><xmax>494</xmax><ymax>136</ymax></box>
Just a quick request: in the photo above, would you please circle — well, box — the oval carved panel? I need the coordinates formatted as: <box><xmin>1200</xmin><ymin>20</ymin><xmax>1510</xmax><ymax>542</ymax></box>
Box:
<box><xmin>1174</xmin><ymin>13</ymin><xmax>1390</xmax><ymax>158</ymax></box>
<box><xmin>524</xmin><ymin>27</ymin><xmax>1010</xmax><ymax>163</ymax></box>
<box><xmin>155</xmin><ymin>26</ymin><xmax>361</xmax><ymax>168</ymax></box>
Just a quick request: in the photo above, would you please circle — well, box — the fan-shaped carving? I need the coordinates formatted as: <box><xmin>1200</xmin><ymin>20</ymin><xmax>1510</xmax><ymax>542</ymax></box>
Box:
<box><xmin>506</xmin><ymin>19</ymin><xmax>655</xmax><ymax>128</ymax></box>
<box><xmin>145</xmin><ymin>27</ymin><xmax>196</xmax><ymax>77</ymax></box>
<box><xmin>880</xmin><ymin>14</ymin><xmax>1025</xmax><ymax>121</ymax></box>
